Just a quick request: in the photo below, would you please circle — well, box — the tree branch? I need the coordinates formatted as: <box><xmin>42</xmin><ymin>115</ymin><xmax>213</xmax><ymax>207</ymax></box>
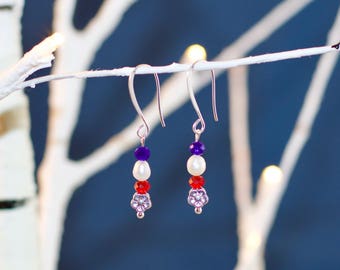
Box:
<box><xmin>228</xmin><ymin>66</ymin><xmax>253</xmax><ymax>216</ymax></box>
<box><xmin>38</xmin><ymin>1</ymin><xmax>137</xmax><ymax>269</ymax></box>
<box><xmin>255</xmin><ymin>6</ymin><xmax>340</xmax><ymax>241</ymax></box>
<box><xmin>82</xmin><ymin>0</ymin><xmax>136</xmax><ymax>50</ymax></box>
<box><xmin>0</xmin><ymin>33</ymin><xmax>63</xmax><ymax>99</ymax></box>
<box><xmin>8</xmin><ymin>44</ymin><xmax>336</xmax><ymax>92</ymax></box>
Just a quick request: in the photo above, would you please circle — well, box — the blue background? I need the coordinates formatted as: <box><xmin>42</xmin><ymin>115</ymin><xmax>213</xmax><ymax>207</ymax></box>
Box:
<box><xmin>21</xmin><ymin>1</ymin><xmax>340</xmax><ymax>269</ymax></box>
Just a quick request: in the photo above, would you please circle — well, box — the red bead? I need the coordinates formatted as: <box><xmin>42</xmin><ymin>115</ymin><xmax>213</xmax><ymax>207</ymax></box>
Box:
<box><xmin>134</xmin><ymin>180</ymin><xmax>151</xmax><ymax>194</ymax></box>
<box><xmin>189</xmin><ymin>176</ymin><xmax>205</xmax><ymax>189</ymax></box>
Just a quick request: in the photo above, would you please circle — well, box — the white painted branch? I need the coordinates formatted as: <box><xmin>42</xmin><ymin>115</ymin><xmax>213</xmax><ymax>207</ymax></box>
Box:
<box><xmin>228</xmin><ymin>67</ymin><xmax>267</xmax><ymax>270</ymax></box>
<box><xmin>228</xmin><ymin>66</ymin><xmax>253</xmax><ymax>222</ymax></box>
<box><xmin>81</xmin><ymin>0</ymin><xmax>136</xmax><ymax>51</ymax></box>
<box><xmin>10</xmin><ymin>44</ymin><xmax>336</xmax><ymax>91</ymax></box>
<box><xmin>229</xmin><ymin>68</ymin><xmax>266</xmax><ymax>270</ymax></box>
<box><xmin>0</xmin><ymin>0</ymin><xmax>39</xmax><ymax>269</ymax></box>
<box><xmin>38</xmin><ymin>1</ymin><xmax>136</xmax><ymax>270</ymax></box>
<box><xmin>0</xmin><ymin>33</ymin><xmax>63</xmax><ymax>99</ymax></box>
<box><xmin>53</xmin><ymin>0</ymin><xmax>76</xmax><ymax>30</ymax></box>
<box><xmin>218</xmin><ymin>0</ymin><xmax>314</xmax><ymax>58</ymax></box>
<box><xmin>255</xmin><ymin>5</ymin><xmax>340</xmax><ymax>242</ymax></box>
<box><xmin>232</xmin><ymin>5</ymin><xmax>340</xmax><ymax>270</ymax></box>
<box><xmin>0</xmin><ymin>0</ymin><xmax>326</xmax><ymax>97</ymax></box>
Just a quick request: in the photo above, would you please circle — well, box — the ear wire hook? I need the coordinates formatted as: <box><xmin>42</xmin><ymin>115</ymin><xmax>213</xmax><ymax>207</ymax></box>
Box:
<box><xmin>186</xmin><ymin>63</ymin><xmax>206</xmax><ymax>142</ymax></box>
<box><xmin>211</xmin><ymin>69</ymin><xmax>218</xmax><ymax>122</ymax></box>
<box><xmin>128</xmin><ymin>64</ymin><xmax>165</xmax><ymax>145</ymax></box>
<box><xmin>192</xmin><ymin>60</ymin><xmax>218</xmax><ymax>122</ymax></box>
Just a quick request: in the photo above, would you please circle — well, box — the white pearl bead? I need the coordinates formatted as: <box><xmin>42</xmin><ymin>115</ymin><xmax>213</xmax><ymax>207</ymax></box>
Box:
<box><xmin>133</xmin><ymin>161</ymin><xmax>151</xmax><ymax>180</ymax></box>
<box><xmin>187</xmin><ymin>155</ymin><xmax>206</xmax><ymax>176</ymax></box>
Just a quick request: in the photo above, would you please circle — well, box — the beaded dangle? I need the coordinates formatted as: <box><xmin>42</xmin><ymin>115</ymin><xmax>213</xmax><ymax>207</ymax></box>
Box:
<box><xmin>186</xmin><ymin>61</ymin><xmax>217</xmax><ymax>214</ymax></box>
<box><xmin>187</xmin><ymin>139</ymin><xmax>209</xmax><ymax>214</ymax></box>
<box><xmin>128</xmin><ymin>64</ymin><xmax>165</xmax><ymax>219</ymax></box>
<box><xmin>130</xmin><ymin>144</ymin><xmax>152</xmax><ymax>219</ymax></box>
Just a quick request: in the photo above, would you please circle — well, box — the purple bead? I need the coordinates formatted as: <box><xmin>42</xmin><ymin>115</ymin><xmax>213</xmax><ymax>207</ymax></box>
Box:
<box><xmin>189</xmin><ymin>141</ymin><xmax>205</xmax><ymax>155</ymax></box>
<box><xmin>134</xmin><ymin>146</ymin><xmax>151</xmax><ymax>160</ymax></box>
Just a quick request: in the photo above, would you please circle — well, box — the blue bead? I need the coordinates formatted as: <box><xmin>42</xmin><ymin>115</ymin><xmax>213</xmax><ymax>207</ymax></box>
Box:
<box><xmin>189</xmin><ymin>141</ymin><xmax>205</xmax><ymax>155</ymax></box>
<box><xmin>134</xmin><ymin>146</ymin><xmax>151</xmax><ymax>160</ymax></box>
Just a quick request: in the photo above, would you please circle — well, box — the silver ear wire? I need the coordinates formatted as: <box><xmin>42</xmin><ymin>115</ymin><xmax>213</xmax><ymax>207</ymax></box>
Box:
<box><xmin>128</xmin><ymin>64</ymin><xmax>165</xmax><ymax>145</ymax></box>
<box><xmin>186</xmin><ymin>63</ymin><xmax>206</xmax><ymax>141</ymax></box>
<box><xmin>211</xmin><ymin>69</ymin><xmax>218</xmax><ymax>122</ymax></box>
<box><xmin>192</xmin><ymin>60</ymin><xmax>218</xmax><ymax>122</ymax></box>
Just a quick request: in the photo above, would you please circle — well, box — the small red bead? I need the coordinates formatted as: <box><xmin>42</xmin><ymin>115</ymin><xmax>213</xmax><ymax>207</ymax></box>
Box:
<box><xmin>134</xmin><ymin>180</ymin><xmax>151</xmax><ymax>194</ymax></box>
<box><xmin>189</xmin><ymin>176</ymin><xmax>205</xmax><ymax>189</ymax></box>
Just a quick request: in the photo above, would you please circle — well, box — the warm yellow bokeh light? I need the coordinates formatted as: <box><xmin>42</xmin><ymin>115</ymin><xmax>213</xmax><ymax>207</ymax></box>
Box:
<box><xmin>184</xmin><ymin>44</ymin><xmax>207</xmax><ymax>62</ymax></box>
<box><xmin>246</xmin><ymin>232</ymin><xmax>262</xmax><ymax>250</ymax></box>
<box><xmin>262</xmin><ymin>165</ymin><xmax>283</xmax><ymax>184</ymax></box>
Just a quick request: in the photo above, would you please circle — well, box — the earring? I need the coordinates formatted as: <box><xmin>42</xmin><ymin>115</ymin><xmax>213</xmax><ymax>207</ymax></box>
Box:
<box><xmin>128</xmin><ymin>64</ymin><xmax>165</xmax><ymax>219</ymax></box>
<box><xmin>186</xmin><ymin>61</ymin><xmax>217</xmax><ymax>214</ymax></box>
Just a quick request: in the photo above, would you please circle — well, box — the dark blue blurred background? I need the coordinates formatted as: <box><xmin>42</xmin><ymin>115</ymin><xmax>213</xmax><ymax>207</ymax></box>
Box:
<box><xmin>22</xmin><ymin>1</ymin><xmax>340</xmax><ymax>269</ymax></box>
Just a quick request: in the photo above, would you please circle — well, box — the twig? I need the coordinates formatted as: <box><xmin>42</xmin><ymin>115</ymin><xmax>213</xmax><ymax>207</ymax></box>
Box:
<box><xmin>10</xmin><ymin>44</ymin><xmax>336</xmax><ymax>92</ymax></box>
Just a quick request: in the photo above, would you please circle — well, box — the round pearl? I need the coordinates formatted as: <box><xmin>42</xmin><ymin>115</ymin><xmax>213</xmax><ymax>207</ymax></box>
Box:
<box><xmin>133</xmin><ymin>161</ymin><xmax>151</xmax><ymax>180</ymax></box>
<box><xmin>187</xmin><ymin>155</ymin><xmax>206</xmax><ymax>176</ymax></box>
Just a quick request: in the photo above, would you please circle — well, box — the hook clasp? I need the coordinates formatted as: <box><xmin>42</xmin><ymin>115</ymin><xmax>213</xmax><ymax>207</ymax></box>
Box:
<box><xmin>187</xmin><ymin>60</ymin><xmax>218</xmax><ymax>141</ymax></box>
<box><xmin>128</xmin><ymin>64</ymin><xmax>165</xmax><ymax>144</ymax></box>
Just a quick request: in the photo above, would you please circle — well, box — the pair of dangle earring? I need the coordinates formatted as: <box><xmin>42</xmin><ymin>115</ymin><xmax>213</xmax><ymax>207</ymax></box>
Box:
<box><xmin>128</xmin><ymin>65</ymin><xmax>165</xmax><ymax>219</ymax></box>
<box><xmin>186</xmin><ymin>61</ymin><xmax>217</xmax><ymax>214</ymax></box>
<box><xmin>128</xmin><ymin>62</ymin><xmax>217</xmax><ymax>218</ymax></box>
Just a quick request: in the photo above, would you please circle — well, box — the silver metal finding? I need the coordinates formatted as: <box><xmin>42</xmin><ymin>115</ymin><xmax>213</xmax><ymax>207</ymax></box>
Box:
<box><xmin>192</xmin><ymin>60</ymin><xmax>218</xmax><ymax>122</ymax></box>
<box><xmin>211</xmin><ymin>69</ymin><xmax>218</xmax><ymax>122</ymax></box>
<box><xmin>186</xmin><ymin>70</ymin><xmax>205</xmax><ymax>140</ymax></box>
<box><xmin>128</xmin><ymin>64</ymin><xmax>165</xmax><ymax>144</ymax></box>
